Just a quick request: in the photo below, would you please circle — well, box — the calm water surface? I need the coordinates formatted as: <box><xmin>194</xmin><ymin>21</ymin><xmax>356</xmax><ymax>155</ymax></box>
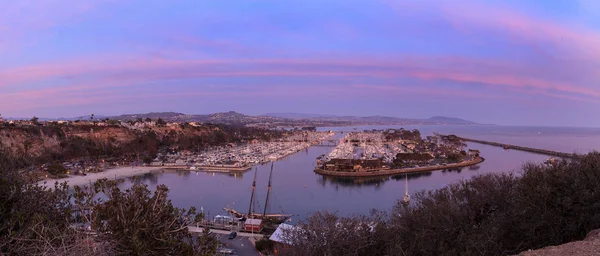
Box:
<box><xmin>121</xmin><ymin>125</ymin><xmax>600</xmax><ymax>221</ymax></box>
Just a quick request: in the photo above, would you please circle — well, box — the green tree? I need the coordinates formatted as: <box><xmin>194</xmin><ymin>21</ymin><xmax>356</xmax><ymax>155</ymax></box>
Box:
<box><xmin>157</xmin><ymin>118</ymin><xmax>167</xmax><ymax>126</ymax></box>
<box><xmin>30</xmin><ymin>116</ymin><xmax>39</xmax><ymax>125</ymax></box>
<box><xmin>281</xmin><ymin>211</ymin><xmax>388</xmax><ymax>256</ymax></box>
<box><xmin>446</xmin><ymin>152</ymin><xmax>463</xmax><ymax>163</ymax></box>
<box><xmin>46</xmin><ymin>163</ymin><xmax>68</xmax><ymax>177</ymax></box>
<box><xmin>73</xmin><ymin>180</ymin><xmax>217</xmax><ymax>255</ymax></box>
<box><xmin>0</xmin><ymin>152</ymin><xmax>98</xmax><ymax>255</ymax></box>
<box><xmin>107</xmin><ymin>119</ymin><xmax>120</xmax><ymax>126</ymax></box>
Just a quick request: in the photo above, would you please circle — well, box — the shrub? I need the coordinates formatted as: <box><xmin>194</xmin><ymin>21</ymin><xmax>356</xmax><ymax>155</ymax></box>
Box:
<box><xmin>46</xmin><ymin>163</ymin><xmax>67</xmax><ymax>176</ymax></box>
<box><xmin>287</xmin><ymin>152</ymin><xmax>600</xmax><ymax>256</ymax></box>
<box><xmin>254</xmin><ymin>237</ymin><xmax>274</xmax><ymax>252</ymax></box>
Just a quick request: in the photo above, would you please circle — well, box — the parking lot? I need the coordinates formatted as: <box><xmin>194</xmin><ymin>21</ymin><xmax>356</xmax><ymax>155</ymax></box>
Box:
<box><xmin>215</xmin><ymin>233</ymin><xmax>259</xmax><ymax>256</ymax></box>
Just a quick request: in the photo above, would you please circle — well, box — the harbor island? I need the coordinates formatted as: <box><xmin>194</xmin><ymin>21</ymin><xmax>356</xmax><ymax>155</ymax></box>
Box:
<box><xmin>314</xmin><ymin>129</ymin><xmax>484</xmax><ymax>177</ymax></box>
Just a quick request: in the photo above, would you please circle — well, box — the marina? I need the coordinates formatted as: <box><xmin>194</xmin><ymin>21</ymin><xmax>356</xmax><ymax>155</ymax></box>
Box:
<box><xmin>315</xmin><ymin>129</ymin><xmax>482</xmax><ymax>176</ymax></box>
<box><xmin>117</xmin><ymin>125</ymin><xmax>593</xmax><ymax>220</ymax></box>
<box><xmin>154</xmin><ymin>131</ymin><xmax>334</xmax><ymax>170</ymax></box>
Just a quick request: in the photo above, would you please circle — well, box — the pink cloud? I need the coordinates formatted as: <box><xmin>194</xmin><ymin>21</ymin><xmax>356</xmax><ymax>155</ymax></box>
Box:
<box><xmin>2</xmin><ymin>55</ymin><xmax>599</xmax><ymax>106</ymax></box>
<box><xmin>426</xmin><ymin>1</ymin><xmax>600</xmax><ymax>60</ymax></box>
<box><xmin>0</xmin><ymin>0</ymin><xmax>119</xmax><ymax>53</ymax></box>
<box><xmin>349</xmin><ymin>84</ymin><xmax>509</xmax><ymax>100</ymax></box>
<box><xmin>0</xmin><ymin>81</ymin><xmax>344</xmax><ymax>112</ymax></box>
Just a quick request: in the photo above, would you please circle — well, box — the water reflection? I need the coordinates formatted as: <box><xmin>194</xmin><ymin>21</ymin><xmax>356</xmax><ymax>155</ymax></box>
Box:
<box><xmin>468</xmin><ymin>165</ymin><xmax>481</xmax><ymax>171</ymax></box>
<box><xmin>127</xmin><ymin>169</ymin><xmax>248</xmax><ymax>185</ymax></box>
<box><xmin>320</xmin><ymin>171</ymin><xmax>437</xmax><ymax>188</ymax></box>
<box><xmin>320</xmin><ymin>175</ymin><xmax>390</xmax><ymax>188</ymax></box>
<box><xmin>128</xmin><ymin>172</ymin><xmax>159</xmax><ymax>185</ymax></box>
<box><xmin>390</xmin><ymin>171</ymin><xmax>433</xmax><ymax>181</ymax></box>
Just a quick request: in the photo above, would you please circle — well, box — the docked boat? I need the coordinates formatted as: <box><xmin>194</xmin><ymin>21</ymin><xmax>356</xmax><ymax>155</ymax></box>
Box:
<box><xmin>544</xmin><ymin>157</ymin><xmax>558</xmax><ymax>166</ymax></box>
<box><xmin>224</xmin><ymin>163</ymin><xmax>292</xmax><ymax>224</ymax></box>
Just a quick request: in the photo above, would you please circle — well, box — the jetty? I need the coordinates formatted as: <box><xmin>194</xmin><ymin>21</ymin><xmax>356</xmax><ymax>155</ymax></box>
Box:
<box><xmin>455</xmin><ymin>136</ymin><xmax>577</xmax><ymax>158</ymax></box>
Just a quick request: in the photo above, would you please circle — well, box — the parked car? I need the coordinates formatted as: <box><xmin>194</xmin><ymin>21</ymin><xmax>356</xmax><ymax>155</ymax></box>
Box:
<box><xmin>228</xmin><ymin>231</ymin><xmax>237</xmax><ymax>239</ymax></box>
<box><xmin>217</xmin><ymin>248</ymin><xmax>234</xmax><ymax>254</ymax></box>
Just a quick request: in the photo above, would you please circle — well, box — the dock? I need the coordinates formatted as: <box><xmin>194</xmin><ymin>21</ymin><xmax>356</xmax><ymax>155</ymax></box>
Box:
<box><xmin>188</xmin><ymin>225</ymin><xmax>265</xmax><ymax>238</ymax></box>
<box><xmin>455</xmin><ymin>136</ymin><xmax>577</xmax><ymax>158</ymax></box>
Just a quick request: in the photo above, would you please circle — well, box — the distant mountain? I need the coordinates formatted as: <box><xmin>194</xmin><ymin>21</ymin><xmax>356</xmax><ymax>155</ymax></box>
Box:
<box><xmin>68</xmin><ymin>114</ymin><xmax>108</xmax><ymax>121</ymax></box>
<box><xmin>108</xmin><ymin>112</ymin><xmax>185</xmax><ymax>121</ymax></box>
<box><xmin>262</xmin><ymin>113</ymin><xmax>477</xmax><ymax>125</ymax></box>
<box><xmin>4</xmin><ymin>111</ymin><xmax>477</xmax><ymax>127</ymax></box>
<box><xmin>263</xmin><ymin>113</ymin><xmax>334</xmax><ymax>119</ymax></box>
<box><xmin>100</xmin><ymin>111</ymin><xmax>285</xmax><ymax>125</ymax></box>
<box><xmin>427</xmin><ymin>116</ymin><xmax>475</xmax><ymax>124</ymax></box>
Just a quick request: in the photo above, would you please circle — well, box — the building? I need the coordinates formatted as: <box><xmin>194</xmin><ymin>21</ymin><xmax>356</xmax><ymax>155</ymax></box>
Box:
<box><xmin>269</xmin><ymin>223</ymin><xmax>298</xmax><ymax>255</ymax></box>
<box><xmin>244</xmin><ymin>218</ymin><xmax>263</xmax><ymax>232</ymax></box>
<box><xmin>213</xmin><ymin>215</ymin><xmax>234</xmax><ymax>225</ymax></box>
<box><xmin>468</xmin><ymin>149</ymin><xmax>481</xmax><ymax>157</ymax></box>
<box><xmin>323</xmin><ymin>158</ymin><xmax>384</xmax><ymax>172</ymax></box>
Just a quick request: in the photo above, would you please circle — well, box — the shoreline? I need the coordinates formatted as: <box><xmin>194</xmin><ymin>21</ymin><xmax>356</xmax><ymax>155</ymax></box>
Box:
<box><xmin>314</xmin><ymin>157</ymin><xmax>485</xmax><ymax>177</ymax></box>
<box><xmin>37</xmin><ymin>166</ymin><xmax>163</xmax><ymax>187</ymax></box>
<box><xmin>163</xmin><ymin>165</ymin><xmax>252</xmax><ymax>171</ymax></box>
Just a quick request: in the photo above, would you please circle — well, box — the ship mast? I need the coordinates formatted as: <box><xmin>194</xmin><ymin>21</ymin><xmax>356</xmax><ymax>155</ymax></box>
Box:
<box><xmin>248</xmin><ymin>167</ymin><xmax>258</xmax><ymax>216</ymax></box>
<box><xmin>263</xmin><ymin>163</ymin><xmax>274</xmax><ymax>216</ymax></box>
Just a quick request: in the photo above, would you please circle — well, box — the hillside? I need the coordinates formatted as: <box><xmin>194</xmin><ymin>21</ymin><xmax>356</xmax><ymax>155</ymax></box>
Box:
<box><xmin>104</xmin><ymin>111</ymin><xmax>285</xmax><ymax>126</ymax></box>
<box><xmin>0</xmin><ymin>121</ymin><xmax>282</xmax><ymax>168</ymax></box>
<box><xmin>263</xmin><ymin>113</ymin><xmax>332</xmax><ymax>119</ymax></box>
<box><xmin>262</xmin><ymin>113</ymin><xmax>476</xmax><ymax>125</ymax></box>
<box><xmin>427</xmin><ymin>116</ymin><xmax>475</xmax><ymax>124</ymax></box>
<box><xmin>5</xmin><ymin>112</ymin><xmax>478</xmax><ymax>128</ymax></box>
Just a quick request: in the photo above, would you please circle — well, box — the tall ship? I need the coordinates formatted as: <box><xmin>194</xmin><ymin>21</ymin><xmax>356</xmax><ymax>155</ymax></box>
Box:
<box><xmin>224</xmin><ymin>163</ymin><xmax>292</xmax><ymax>225</ymax></box>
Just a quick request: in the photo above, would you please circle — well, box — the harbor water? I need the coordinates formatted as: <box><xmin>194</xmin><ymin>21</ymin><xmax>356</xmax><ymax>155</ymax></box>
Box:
<box><xmin>119</xmin><ymin>125</ymin><xmax>600</xmax><ymax>221</ymax></box>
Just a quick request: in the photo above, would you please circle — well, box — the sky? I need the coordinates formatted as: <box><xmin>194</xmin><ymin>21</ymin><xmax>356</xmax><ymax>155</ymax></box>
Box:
<box><xmin>1</xmin><ymin>0</ymin><xmax>599</xmax><ymax>127</ymax></box>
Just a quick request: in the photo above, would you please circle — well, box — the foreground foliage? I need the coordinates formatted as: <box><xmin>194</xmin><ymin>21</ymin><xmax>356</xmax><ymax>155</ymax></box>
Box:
<box><xmin>283</xmin><ymin>152</ymin><xmax>600</xmax><ymax>256</ymax></box>
<box><xmin>73</xmin><ymin>180</ymin><xmax>218</xmax><ymax>255</ymax></box>
<box><xmin>0</xmin><ymin>152</ymin><xmax>97</xmax><ymax>255</ymax></box>
<box><xmin>0</xmin><ymin>152</ymin><xmax>217</xmax><ymax>255</ymax></box>
<box><xmin>4</xmin><ymin>150</ymin><xmax>600</xmax><ymax>255</ymax></box>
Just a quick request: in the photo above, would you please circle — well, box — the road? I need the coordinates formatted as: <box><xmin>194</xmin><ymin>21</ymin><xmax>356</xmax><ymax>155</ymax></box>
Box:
<box><xmin>216</xmin><ymin>233</ymin><xmax>259</xmax><ymax>256</ymax></box>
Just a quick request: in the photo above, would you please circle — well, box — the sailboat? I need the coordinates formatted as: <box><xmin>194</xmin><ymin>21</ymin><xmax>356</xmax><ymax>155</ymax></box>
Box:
<box><xmin>224</xmin><ymin>163</ymin><xmax>292</xmax><ymax>224</ymax></box>
<box><xmin>402</xmin><ymin>173</ymin><xmax>410</xmax><ymax>204</ymax></box>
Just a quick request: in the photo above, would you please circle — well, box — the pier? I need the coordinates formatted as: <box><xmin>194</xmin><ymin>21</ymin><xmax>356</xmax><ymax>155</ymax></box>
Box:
<box><xmin>456</xmin><ymin>136</ymin><xmax>577</xmax><ymax>158</ymax></box>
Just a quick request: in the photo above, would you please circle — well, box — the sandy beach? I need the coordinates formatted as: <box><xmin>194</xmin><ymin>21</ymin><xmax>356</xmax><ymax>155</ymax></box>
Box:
<box><xmin>38</xmin><ymin>166</ymin><xmax>163</xmax><ymax>187</ymax></box>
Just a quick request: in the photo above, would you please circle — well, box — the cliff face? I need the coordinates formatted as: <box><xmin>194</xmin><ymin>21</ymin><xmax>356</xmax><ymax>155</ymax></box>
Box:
<box><xmin>1</xmin><ymin>125</ymin><xmax>137</xmax><ymax>158</ymax></box>
<box><xmin>0</xmin><ymin>122</ymin><xmax>281</xmax><ymax>167</ymax></box>
<box><xmin>518</xmin><ymin>229</ymin><xmax>600</xmax><ymax>256</ymax></box>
